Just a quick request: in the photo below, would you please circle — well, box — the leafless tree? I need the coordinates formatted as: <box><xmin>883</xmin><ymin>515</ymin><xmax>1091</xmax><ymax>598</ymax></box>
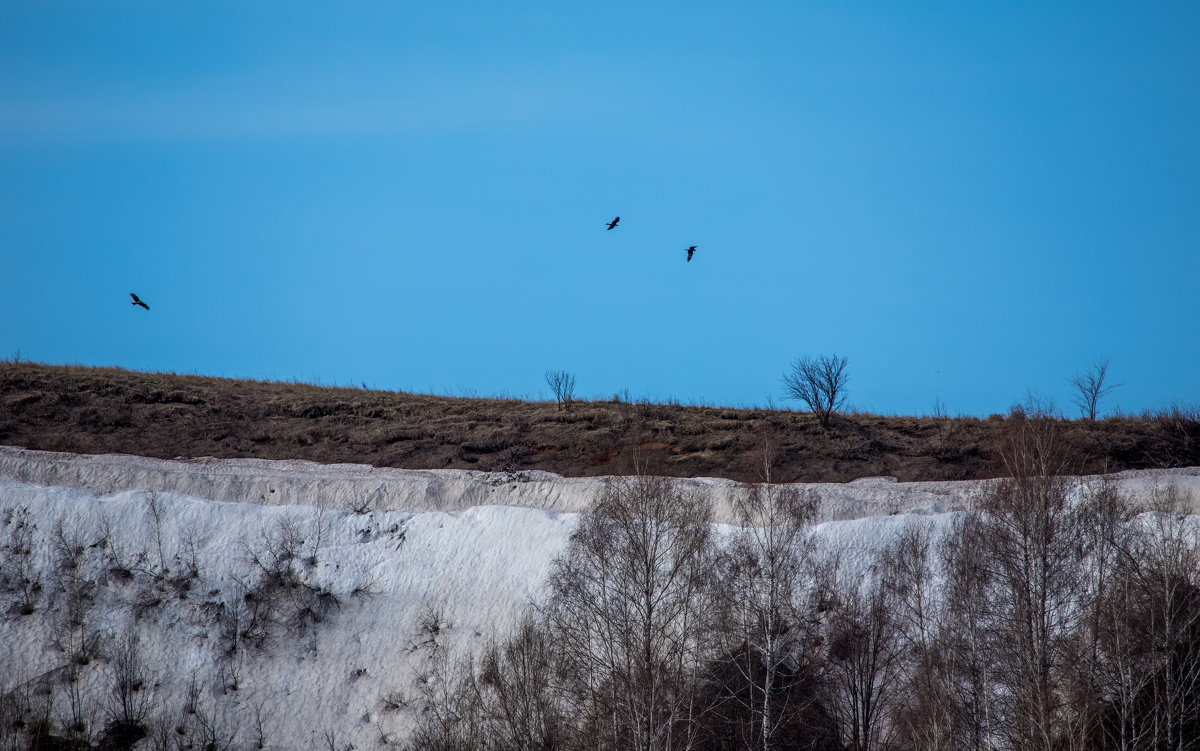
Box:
<box><xmin>188</xmin><ymin>701</ymin><xmax>238</xmax><ymax>751</ymax></box>
<box><xmin>973</xmin><ymin>410</ymin><xmax>1089</xmax><ymax>751</ymax></box>
<box><xmin>144</xmin><ymin>492</ymin><xmax>169</xmax><ymax>577</ymax></box>
<box><xmin>823</xmin><ymin>552</ymin><xmax>905</xmax><ymax>751</ymax></box>
<box><xmin>545</xmin><ymin>369</ymin><xmax>577</xmax><ymax>410</ymax></box>
<box><xmin>542</xmin><ymin>474</ymin><xmax>716</xmax><ymax>751</ymax></box>
<box><xmin>1090</xmin><ymin>547</ymin><xmax>1159</xmax><ymax>751</ymax></box>
<box><xmin>782</xmin><ymin>355</ymin><xmax>849</xmax><ymax>429</ymax></box>
<box><xmin>406</xmin><ymin>650</ymin><xmax>487</xmax><ymax>751</ymax></box>
<box><xmin>1069</xmin><ymin>358</ymin><xmax>1118</xmax><ymax>421</ymax></box>
<box><xmin>1121</xmin><ymin>487</ymin><xmax>1200</xmax><ymax>750</ymax></box>
<box><xmin>884</xmin><ymin>522</ymin><xmax>959</xmax><ymax>751</ymax></box>
<box><xmin>714</xmin><ymin>449</ymin><xmax>823</xmax><ymax>751</ymax></box>
<box><xmin>1</xmin><ymin>508</ymin><xmax>43</xmax><ymax>616</ymax></box>
<box><xmin>1045</xmin><ymin>476</ymin><xmax>1139</xmax><ymax>751</ymax></box>
<box><xmin>940</xmin><ymin>514</ymin><xmax>1000</xmax><ymax>751</ymax></box>
<box><xmin>105</xmin><ymin>632</ymin><xmax>154</xmax><ymax>733</ymax></box>
<box><xmin>476</xmin><ymin>618</ymin><xmax>567</xmax><ymax>750</ymax></box>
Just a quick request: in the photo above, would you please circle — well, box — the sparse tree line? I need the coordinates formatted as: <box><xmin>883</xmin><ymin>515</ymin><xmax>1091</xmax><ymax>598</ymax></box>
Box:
<box><xmin>550</xmin><ymin>355</ymin><xmax>1122</xmax><ymax>427</ymax></box>
<box><xmin>407</xmin><ymin>416</ymin><xmax>1200</xmax><ymax>751</ymax></box>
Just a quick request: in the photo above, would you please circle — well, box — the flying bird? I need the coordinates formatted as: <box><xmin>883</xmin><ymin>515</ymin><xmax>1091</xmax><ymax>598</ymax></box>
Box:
<box><xmin>606</xmin><ymin>216</ymin><xmax>620</xmax><ymax>230</ymax></box>
<box><xmin>129</xmin><ymin>293</ymin><xmax>150</xmax><ymax>310</ymax></box>
<box><xmin>686</xmin><ymin>245</ymin><xmax>696</xmax><ymax>262</ymax></box>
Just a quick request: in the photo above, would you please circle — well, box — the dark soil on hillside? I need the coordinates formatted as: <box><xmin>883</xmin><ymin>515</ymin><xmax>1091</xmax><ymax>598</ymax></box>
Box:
<box><xmin>1</xmin><ymin>363</ymin><xmax>1197</xmax><ymax>483</ymax></box>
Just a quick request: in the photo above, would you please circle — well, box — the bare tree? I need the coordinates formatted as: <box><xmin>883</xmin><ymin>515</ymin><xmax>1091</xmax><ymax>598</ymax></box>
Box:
<box><xmin>407</xmin><ymin>650</ymin><xmax>487</xmax><ymax>751</ymax></box>
<box><xmin>976</xmin><ymin>411</ymin><xmax>1089</xmax><ymax>751</ymax></box>
<box><xmin>1124</xmin><ymin>487</ymin><xmax>1200</xmax><ymax>751</ymax></box>
<box><xmin>476</xmin><ymin>618</ymin><xmax>567</xmax><ymax>750</ymax></box>
<box><xmin>1069</xmin><ymin>358</ymin><xmax>1118</xmax><ymax>421</ymax></box>
<box><xmin>714</xmin><ymin>449</ymin><xmax>823</xmax><ymax>751</ymax></box>
<box><xmin>542</xmin><ymin>474</ymin><xmax>716</xmax><ymax>751</ymax></box>
<box><xmin>782</xmin><ymin>355</ymin><xmax>849</xmax><ymax>429</ymax></box>
<box><xmin>884</xmin><ymin>522</ymin><xmax>959</xmax><ymax>751</ymax></box>
<box><xmin>941</xmin><ymin>513</ymin><xmax>1000</xmax><ymax>751</ymax></box>
<box><xmin>105</xmin><ymin>632</ymin><xmax>154</xmax><ymax>735</ymax></box>
<box><xmin>1030</xmin><ymin>475</ymin><xmax>1146</xmax><ymax>751</ymax></box>
<box><xmin>249</xmin><ymin>698</ymin><xmax>271</xmax><ymax>750</ymax></box>
<box><xmin>823</xmin><ymin>551</ymin><xmax>905</xmax><ymax>751</ymax></box>
<box><xmin>545</xmin><ymin>369</ymin><xmax>577</xmax><ymax>410</ymax></box>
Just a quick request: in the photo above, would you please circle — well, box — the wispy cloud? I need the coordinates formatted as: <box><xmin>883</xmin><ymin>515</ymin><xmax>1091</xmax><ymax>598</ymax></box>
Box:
<box><xmin>0</xmin><ymin>66</ymin><xmax>594</xmax><ymax>143</ymax></box>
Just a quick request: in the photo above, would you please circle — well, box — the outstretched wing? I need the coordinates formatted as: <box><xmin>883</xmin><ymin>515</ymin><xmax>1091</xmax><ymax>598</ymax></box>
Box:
<box><xmin>130</xmin><ymin>293</ymin><xmax>140</xmax><ymax>303</ymax></box>
<box><xmin>138</xmin><ymin>300</ymin><xmax>150</xmax><ymax>310</ymax></box>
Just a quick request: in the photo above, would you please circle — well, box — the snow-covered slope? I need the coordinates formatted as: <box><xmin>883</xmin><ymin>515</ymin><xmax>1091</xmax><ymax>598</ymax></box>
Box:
<box><xmin>5</xmin><ymin>446</ymin><xmax>1199</xmax><ymax>523</ymax></box>
<box><xmin>1</xmin><ymin>480</ymin><xmax>571</xmax><ymax>748</ymax></box>
<box><xmin>1</xmin><ymin>447</ymin><xmax>1197</xmax><ymax>749</ymax></box>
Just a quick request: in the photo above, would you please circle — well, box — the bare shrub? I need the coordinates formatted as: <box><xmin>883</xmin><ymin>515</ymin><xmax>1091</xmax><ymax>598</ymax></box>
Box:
<box><xmin>782</xmin><ymin>355</ymin><xmax>849</xmax><ymax>429</ymax></box>
<box><xmin>409</xmin><ymin>603</ymin><xmax>450</xmax><ymax>653</ymax></box>
<box><xmin>182</xmin><ymin>669</ymin><xmax>201</xmax><ymax>716</ymax></box>
<box><xmin>178</xmin><ymin>523</ymin><xmax>204</xmax><ymax>581</ymax></box>
<box><xmin>144</xmin><ymin>715</ymin><xmax>175</xmax><ymax>751</ymax></box>
<box><xmin>51</xmin><ymin>518</ymin><xmax>98</xmax><ymax>631</ymax></box>
<box><xmin>59</xmin><ymin>656</ymin><xmax>101</xmax><ymax>747</ymax></box>
<box><xmin>322</xmin><ymin>728</ymin><xmax>354</xmax><ymax>751</ymax></box>
<box><xmin>105</xmin><ymin>632</ymin><xmax>154</xmax><ymax>733</ymax></box>
<box><xmin>407</xmin><ymin>651</ymin><xmax>486</xmax><ymax>751</ymax></box>
<box><xmin>476</xmin><ymin>619</ymin><xmax>567</xmax><ymax>751</ymax></box>
<box><xmin>345</xmin><ymin>495</ymin><xmax>376</xmax><ymax>515</ymax></box>
<box><xmin>99</xmin><ymin>512</ymin><xmax>146</xmax><ymax>583</ymax></box>
<box><xmin>249</xmin><ymin>698</ymin><xmax>270</xmax><ymax>750</ymax></box>
<box><xmin>203</xmin><ymin>518</ymin><xmax>342</xmax><ymax>654</ymax></box>
<box><xmin>1</xmin><ymin>508</ymin><xmax>43</xmax><ymax>616</ymax></box>
<box><xmin>350</xmin><ymin>570</ymin><xmax>382</xmax><ymax>600</ymax></box>
<box><xmin>544</xmin><ymin>369</ymin><xmax>576</xmax><ymax>410</ymax></box>
<box><xmin>217</xmin><ymin>651</ymin><xmax>243</xmax><ymax>694</ymax></box>
<box><xmin>380</xmin><ymin>690</ymin><xmax>407</xmax><ymax>712</ymax></box>
<box><xmin>183</xmin><ymin>701</ymin><xmax>238</xmax><ymax>751</ymax></box>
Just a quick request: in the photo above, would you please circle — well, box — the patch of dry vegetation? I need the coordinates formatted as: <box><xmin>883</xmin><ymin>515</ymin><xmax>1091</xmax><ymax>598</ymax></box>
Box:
<box><xmin>1</xmin><ymin>362</ymin><xmax>1197</xmax><ymax>482</ymax></box>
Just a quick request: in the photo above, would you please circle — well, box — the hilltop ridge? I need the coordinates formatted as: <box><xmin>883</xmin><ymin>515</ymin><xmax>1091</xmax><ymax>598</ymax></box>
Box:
<box><xmin>2</xmin><ymin>362</ymin><xmax>1197</xmax><ymax>482</ymax></box>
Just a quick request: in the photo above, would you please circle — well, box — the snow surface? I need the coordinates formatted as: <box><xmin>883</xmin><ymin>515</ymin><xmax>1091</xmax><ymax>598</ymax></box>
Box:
<box><xmin>5</xmin><ymin>446</ymin><xmax>1199</xmax><ymax>523</ymax></box>
<box><xmin>1</xmin><ymin>446</ymin><xmax>1197</xmax><ymax>749</ymax></box>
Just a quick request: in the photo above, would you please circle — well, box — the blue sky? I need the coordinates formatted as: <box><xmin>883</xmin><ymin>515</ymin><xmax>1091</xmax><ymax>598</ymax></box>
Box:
<box><xmin>2</xmin><ymin>1</ymin><xmax>1197</xmax><ymax>416</ymax></box>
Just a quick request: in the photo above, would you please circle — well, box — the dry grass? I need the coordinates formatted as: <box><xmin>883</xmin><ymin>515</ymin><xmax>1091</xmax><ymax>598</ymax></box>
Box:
<box><xmin>1</xmin><ymin>362</ymin><xmax>1197</xmax><ymax>483</ymax></box>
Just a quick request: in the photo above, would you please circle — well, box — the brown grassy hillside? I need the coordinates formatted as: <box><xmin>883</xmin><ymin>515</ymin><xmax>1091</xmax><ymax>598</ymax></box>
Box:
<box><xmin>1</xmin><ymin>362</ymin><xmax>1197</xmax><ymax>482</ymax></box>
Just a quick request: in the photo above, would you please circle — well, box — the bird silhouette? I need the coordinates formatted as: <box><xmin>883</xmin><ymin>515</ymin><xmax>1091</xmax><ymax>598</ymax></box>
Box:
<box><xmin>686</xmin><ymin>245</ymin><xmax>696</xmax><ymax>262</ymax></box>
<box><xmin>606</xmin><ymin>216</ymin><xmax>620</xmax><ymax>230</ymax></box>
<box><xmin>129</xmin><ymin>293</ymin><xmax>150</xmax><ymax>310</ymax></box>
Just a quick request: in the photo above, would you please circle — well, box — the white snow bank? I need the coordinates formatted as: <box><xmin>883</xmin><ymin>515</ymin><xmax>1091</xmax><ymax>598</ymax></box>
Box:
<box><xmin>4</xmin><ymin>446</ymin><xmax>1197</xmax><ymax>522</ymax></box>
<box><xmin>0</xmin><ymin>480</ymin><xmax>576</xmax><ymax>748</ymax></box>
